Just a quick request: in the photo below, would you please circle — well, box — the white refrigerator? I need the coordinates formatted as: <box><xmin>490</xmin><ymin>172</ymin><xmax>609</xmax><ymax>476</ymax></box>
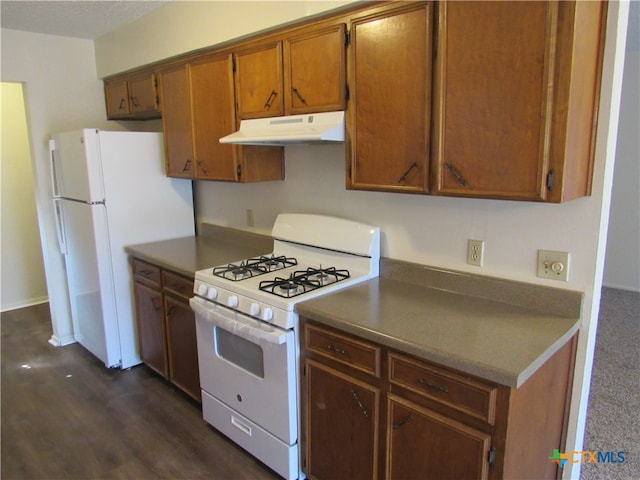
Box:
<box><xmin>50</xmin><ymin>129</ymin><xmax>194</xmax><ymax>369</ymax></box>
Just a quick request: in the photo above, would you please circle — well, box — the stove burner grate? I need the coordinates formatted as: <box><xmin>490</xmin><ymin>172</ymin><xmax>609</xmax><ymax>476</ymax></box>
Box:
<box><xmin>259</xmin><ymin>267</ymin><xmax>350</xmax><ymax>298</ymax></box>
<box><xmin>211</xmin><ymin>255</ymin><xmax>297</xmax><ymax>281</ymax></box>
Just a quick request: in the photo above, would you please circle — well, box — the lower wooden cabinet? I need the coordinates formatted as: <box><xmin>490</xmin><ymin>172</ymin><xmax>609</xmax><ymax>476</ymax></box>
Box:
<box><xmin>305</xmin><ymin>360</ymin><xmax>379</xmax><ymax>480</ymax></box>
<box><xmin>301</xmin><ymin>320</ymin><xmax>576</xmax><ymax>480</ymax></box>
<box><xmin>132</xmin><ymin>258</ymin><xmax>201</xmax><ymax>402</ymax></box>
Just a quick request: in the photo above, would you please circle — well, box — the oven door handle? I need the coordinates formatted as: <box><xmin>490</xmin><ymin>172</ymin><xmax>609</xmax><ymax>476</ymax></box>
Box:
<box><xmin>190</xmin><ymin>297</ymin><xmax>287</xmax><ymax>345</ymax></box>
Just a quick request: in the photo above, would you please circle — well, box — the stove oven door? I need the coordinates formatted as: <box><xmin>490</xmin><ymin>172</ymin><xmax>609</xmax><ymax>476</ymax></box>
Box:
<box><xmin>190</xmin><ymin>296</ymin><xmax>297</xmax><ymax>445</ymax></box>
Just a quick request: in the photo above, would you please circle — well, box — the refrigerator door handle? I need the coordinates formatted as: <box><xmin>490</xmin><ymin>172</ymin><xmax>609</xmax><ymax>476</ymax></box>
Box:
<box><xmin>49</xmin><ymin>138</ymin><xmax>60</xmax><ymax>198</ymax></box>
<box><xmin>53</xmin><ymin>198</ymin><xmax>67</xmax><ymax>255</ymax></box>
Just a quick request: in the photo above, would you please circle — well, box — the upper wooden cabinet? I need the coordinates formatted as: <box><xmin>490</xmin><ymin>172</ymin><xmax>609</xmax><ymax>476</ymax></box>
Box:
<box><xmin>159</xmin><ymin>55</ymin><xmax>284</xmax><ymax>182</ymax></box>
<box><xmin>431</xmin><ymin>0</ymin><xmax>606</xmax><ymax>202</ymax></box>
<box><xmin>347</xmin><ymin>3</ymin><xmax>433</xmax><ymax>193</ymax></box>
<box><xmin>235</xmin><ymin>22</ymin><xmax>347</xmax><ymax>119</ymax></box>
<box><xmin>234</xmin><ymin>42</ymin><xmax>284</xmax><ymax>119</ymax></box>
<box><xmin>284</xmin><ymin>23</ymin><xmax>347</xmax><ymax>115</ymax></box>
<box><xmin>104</xmin><ymin>69</ymin><xmax>160</xmax><ymax>120</ymax></box>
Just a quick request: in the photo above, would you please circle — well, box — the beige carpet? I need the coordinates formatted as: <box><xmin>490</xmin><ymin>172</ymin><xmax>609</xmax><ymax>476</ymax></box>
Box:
<box><xmin>582</xmin><ymin>287</ymin><xmax>639</xmax><ymax>480</ymax></box>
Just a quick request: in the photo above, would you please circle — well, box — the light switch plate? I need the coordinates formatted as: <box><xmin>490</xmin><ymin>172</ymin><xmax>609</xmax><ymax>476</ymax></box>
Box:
<box><xmin>537</xmin><ymin>250</ymin><xmax>570</xmax><ymax>281</ymax></box>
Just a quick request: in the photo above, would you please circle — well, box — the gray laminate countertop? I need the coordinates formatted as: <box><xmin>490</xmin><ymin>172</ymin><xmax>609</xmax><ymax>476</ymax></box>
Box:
<box><xmin>296</xmin><ymin>262</ymin><xmax>582</xmax><ymax>389</ymax></box>
<box><xmin>124</xmin><ymin>224</ymin><xmax>273</xmax><ymax>278</ymax></box>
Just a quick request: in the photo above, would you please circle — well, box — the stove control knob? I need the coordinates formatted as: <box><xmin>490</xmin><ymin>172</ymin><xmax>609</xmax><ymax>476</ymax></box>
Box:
<box><xmin>261</xmin><ymin>307</ymin><xmax>273</xmax><ymax>322</ymax></box>
<box><xmin>206</xmin><ymin>287</ymin><xmax>218</xmax><ymax>300</ymax></box>
<box><xmin>227</xmin><ymin>295</ymin><xmax>239</xmax><ymax>309</ymax></box>
<box><xmin>249</xmin><ymin>302</ymin><xmax>261</xmax><ymax>317</ymax></box>
<box><xmin>197</xmin><ymin>283</ymin><xmax>208</xmax><ymax>296</ymax></box>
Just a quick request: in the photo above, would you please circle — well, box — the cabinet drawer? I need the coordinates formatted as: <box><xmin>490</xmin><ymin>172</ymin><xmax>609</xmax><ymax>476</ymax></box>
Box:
<box><xmin>163</xmin><ymin>270</ymin><xmax>193</xmax><ymax>299</ymax></box>
<box><xmin>305</xmin><ymin>324</ymin><xmax>381</xmax><ymax>377</ymax></box>
<box><xmin>388</xmin><ymin>352</ymin><xmax>497</xmax><ymax>424</ymax></box>
<box><xmin>132</xmin><ymin>259</ymin><xmax>161</xmax><ymax>287</ymax></box>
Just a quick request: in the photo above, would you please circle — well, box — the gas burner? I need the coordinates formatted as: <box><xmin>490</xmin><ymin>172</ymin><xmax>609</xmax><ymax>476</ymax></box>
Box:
<box><xmin>211</xmin><ymin>256</ymin><xmax>297</xmax><ymax>281</ymax></box>
<box><xmin>259</xmin><ymin>267</ymin><xmax>350</xmax><ymax>298</ymax></box>
<box><xmin>301</xmin><ymin>267</ymin><xmax>350</xmax><ymax>286</ymax></box>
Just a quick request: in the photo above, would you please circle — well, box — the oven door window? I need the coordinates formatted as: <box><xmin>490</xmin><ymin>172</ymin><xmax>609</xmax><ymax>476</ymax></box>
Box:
<box><xmin>215</xmin><ymin>326</ymin><xmax>264</xmax><ymax>378</ymax></box>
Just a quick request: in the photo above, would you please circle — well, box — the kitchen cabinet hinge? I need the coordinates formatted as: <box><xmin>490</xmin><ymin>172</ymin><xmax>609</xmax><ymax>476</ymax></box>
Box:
<box><xmin>488</xmin><ymin>446</ymin><xmax>496</xmax><ymax>466</ymax></box>
<box><xmin>345</xmin><ymin>30</ymin><xmax>351</xmax><ymax>46</ymax></box>
<box><xmin>546</xmin><ymin>169</ymin><xmax>555</xmax><ymax>191</ymax></box>
<box><xmin>236</xmin><ymin>164</ymin><xmax>242</xmax><ymax>178</ymax></box>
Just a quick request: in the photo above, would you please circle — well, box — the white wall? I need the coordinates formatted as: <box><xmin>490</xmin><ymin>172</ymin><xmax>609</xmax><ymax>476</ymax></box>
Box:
<box><xmin>0</xmin><ymin>82</ymin><xmax>48</xmax><ymax>311</ymax></box>
<box><xmin>0</xmin><ymin>28</ymin><xmax>147</xmax><ymax>343</ymax></box>
<box><xmin>603</xmin><ymin>1</ymin><xmax>640</xmax><ymax>292</ymax></box>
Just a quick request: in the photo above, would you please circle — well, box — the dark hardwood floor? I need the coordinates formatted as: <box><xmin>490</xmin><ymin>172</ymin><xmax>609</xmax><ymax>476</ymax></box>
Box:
<box><xmin>1</xmin><ymin>303</ymin><xmax>280</xmax><ymax>480</ymax></box>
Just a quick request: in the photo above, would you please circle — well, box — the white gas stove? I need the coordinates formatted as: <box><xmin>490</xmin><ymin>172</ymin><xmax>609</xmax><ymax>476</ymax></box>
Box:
<box><xmin>190</xmin><ymin>214</ymin><xmax>380</xmax><ymax>480</ymax></box>
<box><xmin>193</xmin><ymin>213</ymin><xmax>380</xmax><ymax>329</ymax></box>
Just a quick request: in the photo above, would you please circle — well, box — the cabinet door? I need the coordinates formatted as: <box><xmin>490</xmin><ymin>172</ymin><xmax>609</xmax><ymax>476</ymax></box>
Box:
<box><xmin>165</xmin><ymin>295</ymin><xmax>201</xmax><ymax>402</ymax></box>
<box><xmin>234</xmin><ymin>42</ymin><xmax>284</xmax><ymax>119</ymax></box>
<box><xmin>347</xmin><ymin>3</ymin><xmax>433</xmax><ymax>193</ymax></box>
<box><xmin>190</xmin><ymin>55</ymin><xmax>238</xmax><ymax>181</ymax></box>
<box><xmin>284</xmin><ymin>24</ymin><xmax>346</xmax><ymax>114</ymax></box>
<box><xmin>134</xmin><ymin>282</ymin><xmax>167</xmax><ymax>378</ymax></box>
<box><xmin>386</xmin><ymin>394</ymin><xmax>491</xmax><ymax>480</ymax></box>
<box><xmin>104</xmin><ymin>79</ymin><xmax>130</xmax><ymax>119</ymax></box>
<box><xmin>432</xmin><ymin>1</ymin><xmax>554</xmax><ymax>200</ymax></box>
<box><xmin>304</xmin><ymin>360</ymin><xmax>379</xmax><ymax>480</ymax></box>
<box><xmin>159</xmin><ymin>64</ymin><xmax>195</xmax><ymax>177</ymax></box>
<box><xmin>127</xmin><ymin>72</ymin><xmax>160</xmax><ymax>117</ymax></box>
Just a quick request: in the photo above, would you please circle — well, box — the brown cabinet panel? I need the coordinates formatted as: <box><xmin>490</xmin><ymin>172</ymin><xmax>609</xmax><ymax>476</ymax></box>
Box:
<box><xmin>235</xmin><ymin>42</ymin><xmax>284</xmax><ymax>119</ymax></box>
<box><xmin>105</xmin><ymin>79</ymin><xmax>130</xmax><ymax>119</ymax></box>
<box><xmin>165</xmin><ymin>295</ymin><xmax>201</xmax><ymax>401</ymax></box>
<box><xmin>347</xmin><ymin>3</ymin><xmax>432</xmax><ymax>193</ymax></box>
<box><xmin>134</xmin><ymin>282</ymin><xmax>167</xmax><ymax>378</ymax></box>
<box><xmin>128</xmin><ymin>71</ymin><xmax>159</xmax><ymax>116</ymax></box>
<box><xmin>159</xmin><ymin>64</ymin><xmax>194</xmax><ymax>178</ymax></box>
<box><xmin>388</xmin><ymin>352</ymin><xmax>497</xmax><ymax>424</ymax></box>
<box><xmin>433</xmin><ymin>1</ymin><xmax>551</xmax><ymax>200</ymax></box>
<box><xmin>305</xmin><ymin>323</ymin><xmax>381</xmax><ymax>377</ymax></box>
<box><xmin>190</xmin><ymin>55</ymin><xmax>238</xmax><ymax>181</ymax></box>
<box><xmin>284</xmin><ymin>23</ymin><xmax>346</xmax><ymax>114</ymax></box>
<box><xmin>386</xmin><ymin>394</ymin><xmax>491</xmax><ymax>480</ymax></box>
<box><xmin>304</xmin><ymin>359</ymin><xmax>379</xmax><ymax>480</ymax></box>
<box><xmin>132</xmin><ymin>258</ymin><xmax>161</xmax><ymax>287</ymax></box>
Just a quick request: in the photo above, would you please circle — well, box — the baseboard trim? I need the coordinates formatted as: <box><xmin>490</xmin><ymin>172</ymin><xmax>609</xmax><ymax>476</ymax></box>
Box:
<box><xmin>1</xmin><ymin>296</ymin><xmax>49</xmax><ymax>313</ymax></box>
<box><xmin>601</xmin><ymin>283</ymin><xmax>640</xmax><ymax>293</ymax></box>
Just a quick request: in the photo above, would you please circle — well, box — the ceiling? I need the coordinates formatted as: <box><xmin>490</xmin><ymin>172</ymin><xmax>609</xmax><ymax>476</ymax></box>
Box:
<box><xmin>0</xmin><ymin>1</ymin><xmax>171</xmax><ymax>39</ymax></box>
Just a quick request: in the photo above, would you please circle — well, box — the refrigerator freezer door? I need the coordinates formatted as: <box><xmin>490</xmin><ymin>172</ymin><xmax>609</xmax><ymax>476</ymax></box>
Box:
<box><xmin>60</xmin><ymin>199</ymin><xmax>121</xmax><ymax>367</ymax></box>
<box><xmin>52</xmin><ymin>130</ymin><xmax>105</xmax><ymax>203</ymax></box>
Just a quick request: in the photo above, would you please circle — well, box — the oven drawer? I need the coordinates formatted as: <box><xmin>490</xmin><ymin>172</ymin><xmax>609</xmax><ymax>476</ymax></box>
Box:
<box><xmin>202</xmin><ymin>391</ymin><xmax>299</xmax><ymax>480</ymax></box>
<box><xmin>132</xmin><ymin>259</ymin><xmax>161</xmax><ymax>287</ymax></box>
<box><xmin>162</xmin><ymin>270</ymin><xmax>193</xmax><ymax>299</ymax></box>
<box><xmin>388</xmin><ymin>352</ymin><xmax>497</xmax><ymax>424</ymax></box>
<box><xmin>305</xmin><ymin>323</ymin><xmax>381</xmax><ymax>377</ymax></box>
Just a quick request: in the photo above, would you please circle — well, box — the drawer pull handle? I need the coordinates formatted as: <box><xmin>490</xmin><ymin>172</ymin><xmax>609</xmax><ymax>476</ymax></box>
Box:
<box><xmin>140</xmin><ymin>269</ymin><xmax>152</xmax><ymax>277</ymax></box>
<box><xmin>351</xmin><ymin>390</ymin><xmax>369</xmax><ymax>417</ymax></box>
<box><xmin>326</xmin><ymin>344</ymin><xmax>347</xmax><ymax>355</ymax></box>
<box><xmin>393</xmin><ymin>415</ymin><xmax>413</xmax><ymax>430</ymax></box>
<box><xmin>418</xmin><ymin>378</ymin><xmax>449</xmax><ymax>393</ymax></box>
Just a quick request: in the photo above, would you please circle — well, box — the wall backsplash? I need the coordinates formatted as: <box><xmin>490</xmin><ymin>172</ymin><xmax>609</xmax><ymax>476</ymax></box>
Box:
<box><xmin>196</xmin><ymin>144</ymin><xmax>598</xmax><ymax>290</ymax></box>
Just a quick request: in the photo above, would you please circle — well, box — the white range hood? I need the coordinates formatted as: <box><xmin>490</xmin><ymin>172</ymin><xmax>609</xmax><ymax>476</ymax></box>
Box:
<box><xmin>219</xmin><ymin>111</ymin><xmax>344</xmax><ymax>146</ymax></box>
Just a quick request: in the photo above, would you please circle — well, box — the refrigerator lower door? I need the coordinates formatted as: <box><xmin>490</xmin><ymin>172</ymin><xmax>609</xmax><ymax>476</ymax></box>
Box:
<box><xmin>61</xmin><ymin>199</ymin><xmax>121</xmax><ymax>367</ymax></box>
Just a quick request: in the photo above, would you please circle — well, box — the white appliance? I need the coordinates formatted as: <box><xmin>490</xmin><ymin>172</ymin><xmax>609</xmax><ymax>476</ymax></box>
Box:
<box><xmin>50</xmin><ymin>129</ymin><xmax>194</xmax><ymax>369</ymax></box>
<box><xmin>219</xmin><ymin>111</ymin><xmax>344</xmax><ymax>146</ymax></box>
<box><xmin>191</xmin><ymin>214</ymin><xmax>380</xmax><ymax>480</ymax></box>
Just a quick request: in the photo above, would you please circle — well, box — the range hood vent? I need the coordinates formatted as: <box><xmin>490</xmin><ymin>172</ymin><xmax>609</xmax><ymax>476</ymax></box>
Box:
<box><xmin>219</xmin><ymin>111</ymin><xmax>344</xmax><ymax>146</ymax></box>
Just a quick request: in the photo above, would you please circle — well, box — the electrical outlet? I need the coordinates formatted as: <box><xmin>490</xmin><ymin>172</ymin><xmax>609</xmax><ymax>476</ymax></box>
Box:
<box><xmin>246</xmin><ymin>209</ymin><xmax>255</xmax><ymax>227</ymax></box>
<box><xmin>467</xmin><ymin>239</ymin><xmax>484</xmax><ymax>267</ymax></box>
<box><xmin>537</xmin><ymin>250</ymin><xmax>570</xmax><ymax>281</ymax></box>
